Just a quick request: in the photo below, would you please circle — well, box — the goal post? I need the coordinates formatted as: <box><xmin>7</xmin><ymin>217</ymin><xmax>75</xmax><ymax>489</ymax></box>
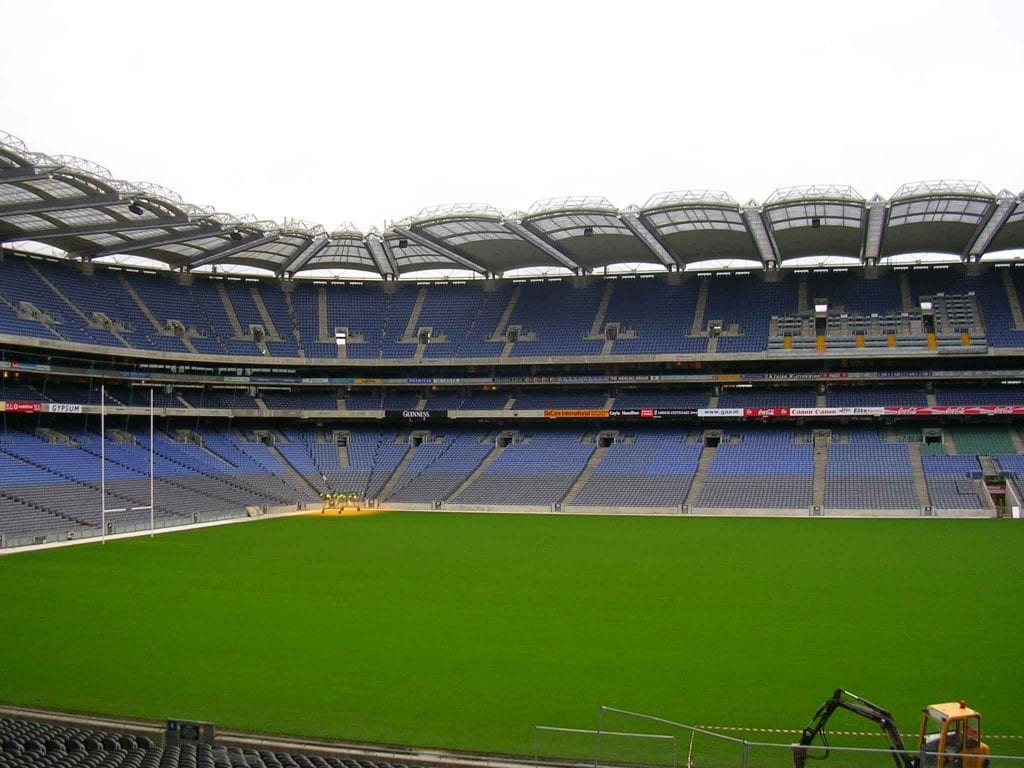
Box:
<box><xmin>99</xmin><ymin>384</ymin><xmax>156</xmax><ymax>542</ymax></box>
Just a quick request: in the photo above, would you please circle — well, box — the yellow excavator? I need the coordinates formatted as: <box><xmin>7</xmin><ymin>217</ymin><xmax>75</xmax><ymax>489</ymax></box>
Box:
<box><xmin>792</xmin><ymin>689</ymin><xmax>990</xmax><ymax>768</ymax></box>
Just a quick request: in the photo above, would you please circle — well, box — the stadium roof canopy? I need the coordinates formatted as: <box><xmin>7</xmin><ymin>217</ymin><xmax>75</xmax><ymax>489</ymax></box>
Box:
<box><xmin>1</xmin><ymin>130</ymin><xmax>1022</xmax><ymax>279</ymax></box>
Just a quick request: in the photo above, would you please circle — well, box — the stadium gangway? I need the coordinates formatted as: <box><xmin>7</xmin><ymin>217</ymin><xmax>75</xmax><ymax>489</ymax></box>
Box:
<box><xmin>100</xmin><ymin>386</ymin><xmax>155</xmax><ymax>544</ymax></box>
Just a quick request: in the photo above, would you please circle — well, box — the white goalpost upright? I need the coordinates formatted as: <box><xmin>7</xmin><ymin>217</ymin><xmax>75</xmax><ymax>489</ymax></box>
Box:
<box><xmin>149</xmin><ymin>388</ymin><xmax>154</xmax><ymax>536</ymax></box>
<box><xmin>99</xmin><ymin>384</ymin><xmax>155</xmax><ymax>544</ymax></box>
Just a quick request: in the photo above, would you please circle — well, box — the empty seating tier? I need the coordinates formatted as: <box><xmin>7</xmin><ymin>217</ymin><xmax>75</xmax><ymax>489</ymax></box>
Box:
<box><xmin>4</xmin><ymin>257</ymin><xmax>1024</xmax><ymax>361</ymax></box>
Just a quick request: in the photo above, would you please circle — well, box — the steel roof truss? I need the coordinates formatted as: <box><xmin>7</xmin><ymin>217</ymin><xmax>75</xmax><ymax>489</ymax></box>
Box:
<box><xmin>502</xmin><ymin>219</ymin><xmax>583</xmax><ymax>272</ymax></box>
<box><xmin>280</xmin><ymin>237</ymin><xmax>327</xmax><ymax>275</ymax></box>
<box><xmin>741</xmin><ymin>207</ymin><xmax>779</xmax><ymax>266</ymax></box>
<box><xmin>966</xmin><ymin>194</ymin><xmax>1018</xmax><ymax>261</ymax></box>
<box><xmin>79</xmin><ymin>225</ymin><xmax>225</xmax><ymax>260</ymax></box>
<box><xmin>0</xmin><ymin>192</ymin><xmax>121</xmax><ymax>217</ymax></box>
<box><xmin>189</xmin><ymin>234</ymin><xmax>279</xmax><ymax>269</ymax></box>
<box><xmin>367</xmin><ymin>235</ymin><xmax>398</xmax><ymax>277</ymax></box>
<box><xmin>619</xmin><ymin>211</ymin><xmax>680</xmax><ymax>268</ymax></box>
<box><xmin>5</xmin><ymin>215</ymin><xmax>191</xmax><ymax>242</ymax></box>
<box><xmin>390</xmin><ymin>227</ymin><xmax>489</xmax><ymax>274</ymax></box>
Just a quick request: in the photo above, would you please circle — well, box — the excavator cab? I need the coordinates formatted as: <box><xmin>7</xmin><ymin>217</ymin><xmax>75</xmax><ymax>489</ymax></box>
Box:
<box><xmin>792</xmin><ymin>690</ymin><xmax>990</xmax><ymax>768</ymax></box>
<box><xmin>918</xmin><ymin>702</ymin><xmax>989</xmax><ymax>768</ymax></box>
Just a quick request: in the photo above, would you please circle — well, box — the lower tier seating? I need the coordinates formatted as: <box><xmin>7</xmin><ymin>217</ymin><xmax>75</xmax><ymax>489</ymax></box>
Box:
<box><xmin>0</xmin><ymin>716</ymin><xmax>428</xmax><ymax>768</ymax></box>
<box><xmin>1</xmin><ymin>419</ymin><xmax>1015</xmax><ymax>544</ymax></box>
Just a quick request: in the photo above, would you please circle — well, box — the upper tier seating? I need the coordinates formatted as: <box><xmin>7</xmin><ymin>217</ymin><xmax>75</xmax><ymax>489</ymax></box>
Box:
<box><xmin>6</xmin><ymin>256</ymin><xmax>1023</xmax><ymax>361</ymax></box>
<box><xmin>507</xmin><ymin>281</ymin><xmax>605</xmax><ymax>357</ymax></box>
<box><xmin>604</xmin><ymin>277</ymin><xmax>708</xmax><ymax>355</ymax></box>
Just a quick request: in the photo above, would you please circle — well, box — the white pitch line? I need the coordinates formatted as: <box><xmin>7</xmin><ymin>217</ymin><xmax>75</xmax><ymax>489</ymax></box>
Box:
<box><xmin>695</xmin><ymin>726</ymin><xmax>1024</xmax><ymax>740</ymax></box>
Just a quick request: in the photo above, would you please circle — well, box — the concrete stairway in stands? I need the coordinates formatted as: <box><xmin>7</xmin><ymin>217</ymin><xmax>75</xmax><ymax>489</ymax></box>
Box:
<box><xmin>118</xmin><ymin>274</ymin><xmax>164</xmax><ymax>333</ymax></box>
<box><xmin>216</xmin><ymin>282</ymin><xmax>246</xmax><ymax>338</ymax></box>
<box><xmin>1002</xmin><ymin>269</ymin><xmax>1024</xmax><ymax>329</ymax></box>
<box><xmin>27</xmin><ymin>262</ymin><xmax>90</xmax><ymax>327</ymax></box>
<box><xmin>690</xmin><ymin>278</ymin><xmax>709</xmax><ymax>335</ymax></box>
<box><xmin>812</xmin><ymin>431</ymin><xmax>828</xmax><ymax>507</ymax></box>
<box><xmin>899</xmin><ymin>272</ymin><xmax>914</xmax><ymax>311</ymax></box>
<box><xmin>684</xmin><ymin>443</ymin><xmax>717</xmax><ymax>507</ymax></box>
<box><xmin>587</xmin><ymin>281</ymin><xmax>614</xmax><ymax>337</ymax></box>
<box><xmin>376</xmin><ymin>442</ymin><xmax>419</xmax><ymax>500</ymax></box>
<box><xmin>979</xmin><ymin>455</ymin><xmax>999</xmax><ymax>476</ymax></box>
<box><xmin>908</xmin><ymin>443</ymin><xmax>931</xmax><ymax>508</ymax></box>
<box><xmin>943</xmin><ymin>428</ymin><xmax>958</xmax><ymax>454</ymax></box>
<box><xmin>488</xmin><ymin>284</ymin><xmax>523</xmax><ymax>342</ymax></box>
<box><xmin>447</xmin><ymin>439</ymin><xmax>508</xmax><ymax>501</ymax></box>
<box><xmin>562</xmin><ymin>443</ymin><xmax>609</xmax><ymax>504</ymax></box>
<box><xmin>265</xmin><ymin>442</ymin><xmax>322</xmax><ymax>497</ymax></box>
<box><xmin>316</xmin><ymin>285</ymin><xmax>329</xmax><ymax>340</ymax></box>
<box><xmin>400</xmin><ymin>286</ymin><xmax>429</xmax><ymax>341</ymax></box>
<box><xmin>1011</xmin><ymin>428</ymin><xmax>1024</xmax><ymax>454</ymax></box>
<box><xmin>250</xmin><ymin>285</ymin><xmax>280</xmax><ymax>338</ymax></box>
<box><xmin>282</xmin><ymin>288</ymin><xmax>305</xmax><ymax>358</ymax></box>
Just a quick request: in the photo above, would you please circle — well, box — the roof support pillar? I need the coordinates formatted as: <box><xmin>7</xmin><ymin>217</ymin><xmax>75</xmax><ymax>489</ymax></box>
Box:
<box><xmin>391</xmin><ymin>227</ymin><xmax>489</xmax><ymax>274</ymax></box>
<box><xmin>965</xmin><ymin>192</ymin><xmax>1018</xmax><ymax>261</ymax></box>
<box><xmin>502</xmin><ymin>219</ymin><xmax>583</xmax><ymax>272</ymax></box>
<box><xmin>78</xmin><ymin>225</ymin><xmax>225</xmax><ymax>260</ymax></box>
<box><xmin>367</xmin><ymin>234</ymin><xmax>399</xmax><ymax>278</ymax></box>
<box><xmin>189</xmin><ymin>233</ymin><xmax>277</xmax><ymax>269</ymax></box>
<box><xmin>861</xmin><ymin>194</ymin><xmax>887</xmax><ymax>265</ymax></box>
<box><xmin>741</xmin><ymin>203</ymin><xmax>779</xmax><ymax>267</ymax></box>
<box><xmin>279</xmin><ymin>237</ymin><xmax>328</xmax><ymax>275</ymax></box>
<box><xmin>619</xmin><ymin>210</ymin><xmax>680</xmax><ymax>269</ymax></box>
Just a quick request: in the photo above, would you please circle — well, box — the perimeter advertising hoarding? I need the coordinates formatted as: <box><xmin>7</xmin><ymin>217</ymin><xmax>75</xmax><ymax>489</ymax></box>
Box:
<box><xmin>47</xmin><ymin>403</ymin><xmax>84</xmax><ymax>414</ymax></box>
<box><xmin>543</xmin><ymin>409</ymin><xmax>611</xmax><ymax>419</ymax></box>
<box><xmin>385</xmin><ymin>410</ymin><xmax>449</xmax><ymax>420</ymax></box>
<box><xmin>789</xmin><ymin>407</ymin><xmax>884</xmax><ymax>417</ymax></box>
<box><xmin>4</xmin><ymin>401</ymin><xmax>42</xmax><ymax>413</ymax></box>
<box><xmin>697</xmin><ymin>408</ymin><xmax>745</xmax><ymax>418</ymax></box>
<box><xmin>743</xmin><ymin>407</ymin><xmax>790</xmax><ymax>418</ymax></box>
<box><xmin>882</xmin><ymin>405</ymin><xmax>1024</xmax><ymax>416</ymax></box>
<box><xmin>607</xmin><ymin>409</ymin><xmax>698</xmax><ymax>418</ymax></box>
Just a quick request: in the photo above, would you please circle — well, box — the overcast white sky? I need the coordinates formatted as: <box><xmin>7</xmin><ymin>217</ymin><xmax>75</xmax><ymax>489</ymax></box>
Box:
<box><xmin>1</xmin><ymin>0</ymin><xmax>1022</xmax><ymax>233</ymax></box>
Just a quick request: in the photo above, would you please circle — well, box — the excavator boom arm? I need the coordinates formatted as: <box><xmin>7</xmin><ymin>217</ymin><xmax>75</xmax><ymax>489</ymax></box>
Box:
<box><xmin>794</xmin><ymin>689</ymin><xmax>916</xmax><ymax>768</ymax></box>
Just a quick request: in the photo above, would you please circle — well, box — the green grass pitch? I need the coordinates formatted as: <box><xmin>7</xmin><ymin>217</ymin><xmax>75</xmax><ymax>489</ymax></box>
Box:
<box><xmin>0</xmin><ymin>513</ymin><xmax>1021</xmax><ymax>758</ymax></box>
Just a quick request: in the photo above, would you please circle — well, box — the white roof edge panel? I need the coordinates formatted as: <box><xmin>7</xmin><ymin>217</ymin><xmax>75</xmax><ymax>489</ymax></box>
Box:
<box><xmin>891</xmin><ymin>180</ymin><xmax>993</xmax><ymax>200</ymax></box>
